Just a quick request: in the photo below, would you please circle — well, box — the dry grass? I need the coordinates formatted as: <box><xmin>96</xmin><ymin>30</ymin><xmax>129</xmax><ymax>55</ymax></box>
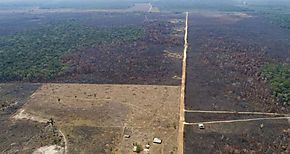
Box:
<box><xmin>21</xmin><ymin>83</ymin><xmax>180</xmax><ymax>154</ymax></box>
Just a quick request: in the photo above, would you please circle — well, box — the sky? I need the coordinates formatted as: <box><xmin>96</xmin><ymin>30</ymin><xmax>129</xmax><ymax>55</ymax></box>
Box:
<box><xmin>0</xmin><ymin>0</ymin><xmax>289</xmax><ymax>9</ymax></box>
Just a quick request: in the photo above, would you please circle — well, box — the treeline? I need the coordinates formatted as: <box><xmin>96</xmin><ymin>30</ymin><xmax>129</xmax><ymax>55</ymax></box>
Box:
<box><xmin>261</xmin><ymin>64</ymin><xmax>290</xmax><ymax>105</ymax></box>
<box><xmin>153</xmin><ymin>0</ymin><xmax>246</xmax><ymax>12</ymax></box>
<box><xmin>242</xmin><ymin>3</ymin><xmax>290</xmax><ymax>29</ymax></box>
<box><xmin>0</xmin><ymin>21</ymin><xmax>144</xmax><ymax>82</ymax></box>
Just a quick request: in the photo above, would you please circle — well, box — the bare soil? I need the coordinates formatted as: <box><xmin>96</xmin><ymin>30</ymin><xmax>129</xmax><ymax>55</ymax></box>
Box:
<box><xmin>20</xmin><ymin>83</ymin><xmax>180</xmax><ymax>154</ymax></box>
<box><xmin>61</xmin><ymin>126</ymin><xmax>122</xmax><ymax>154</ymax></box>
<box><xmin>0</xmin><ymin>12</ymin><xmax>184</xmax><ymax>154</ymax></box>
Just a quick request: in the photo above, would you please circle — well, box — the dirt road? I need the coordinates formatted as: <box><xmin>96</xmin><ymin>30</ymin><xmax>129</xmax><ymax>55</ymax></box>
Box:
<box><xmin>180</xmin><ymin>11</ymin><xmax>290</xmax><ymax>153</ymax></box>
<box><xmin>178</xmin><ymin>11</ymin><xmax>188</xmax><ymax>154</ymax></box>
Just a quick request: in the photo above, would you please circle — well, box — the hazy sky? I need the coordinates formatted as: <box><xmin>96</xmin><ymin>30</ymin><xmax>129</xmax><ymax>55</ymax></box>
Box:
<box><xmin>0</xmin><ymin>0</ymin><xmax>289</xmax><ymax>9</ymax></box>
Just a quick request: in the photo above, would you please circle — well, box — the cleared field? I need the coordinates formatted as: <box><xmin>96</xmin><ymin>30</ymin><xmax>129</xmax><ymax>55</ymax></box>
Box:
<box><xmin>0</xmin><ymin>12</ymin><xmax>184</xmax><ymax>153</ymax></box>
<box><xmin>16</xmin><ymin>84</ymin><xmax>180</xmax><ymax>154</ymax></box>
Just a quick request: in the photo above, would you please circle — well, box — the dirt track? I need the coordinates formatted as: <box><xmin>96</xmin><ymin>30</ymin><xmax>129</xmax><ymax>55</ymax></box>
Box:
<box><xmin>1</xmin><ymin>10</ymin><xmax>289</xmax><ymax>154</ymax></box>
<box><xmin>0</xmin><ymin>12</ymin><xmax>185</xmax><ymax>154</ymax></box>
<box><xmin>178</xmin><ymin>11</ymin><xmax>188</xmax><ymax>154</ymax></box>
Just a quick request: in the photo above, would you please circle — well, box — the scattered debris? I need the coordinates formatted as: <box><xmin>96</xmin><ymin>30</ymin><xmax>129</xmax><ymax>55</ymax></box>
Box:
<box><xmin>163</xmin><ymin>50</ymin><xmax>182</xmax><ymax>59</ymax></box>
<box><xmin>144</xmin><ymin>148</ymin><xmax>150</xmax><ymax>153</ymax></box>
<box><xmin>221</xmin><ymin>135</ymin><xmax>225</xmax><ymax>140</ymax></box>
<box><xmin>13</xmin><ymin>109</ymin><xmax>47</xmax><ymax>123</ymax></box>
<box><xmin>0</xmin><ymin>101</ymin><xmax>19</xmax><ymax>111</ymax></box>
<box><xmin>32</xmin><ymin>145</ymin><xmax>64</xmax><ymax>154</ymax></box>
<box><xmin>281</xmin><ymin>145</ymin><xmax>288</xmax><ymax>150</ymax></box>
<box><xmin>145</xmin><ymin>143</ymin><xmax>150</xmax><ymax>149</ymax></box>
<box><xmin>153</xmin><ymin>138</ymin><xmax>162</xmax><ymax>144</ymax></box>
<box><xmin>47</xmin><ymin>118</ymin><xmax>55</xmax><ymax>126</ymax></box>
<box><xmin>172</xmin><ymin>75</ymin><xmax>182</xmax><ymax>80</ymax></box>
<box><xmin>260</xmin><ymin>123</ymin><xmax>264</xmax><ymax>129</ymax></box>
<box><xmin>198</xmin><ymin>123</ymin><xmax>205</xmax><ymax>129</ymax></box>
<box><xmin>133</xmin><ymin>146</ymin><xmax>138</xmax><ymax>152</ymax></box>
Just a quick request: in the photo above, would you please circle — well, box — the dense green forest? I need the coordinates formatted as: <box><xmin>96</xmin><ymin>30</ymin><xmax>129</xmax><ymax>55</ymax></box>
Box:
<box><xmin>0</xmin><ymin>21</ymin><xmax>144</xmax><ymax>81</ymax></box>
<box><xmin>261</xmin><ymin>64</ymin><xmax>290</xmax><ymax>105</ymax></box>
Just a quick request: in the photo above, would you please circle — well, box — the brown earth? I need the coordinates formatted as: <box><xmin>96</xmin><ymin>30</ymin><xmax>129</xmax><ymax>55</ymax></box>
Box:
<box><xmin>19</xmin><ymin>83</ymin><xmax>180</xmax><ymax>154</ymax></box>
<box><xmin>0</xmin><ymin>12</ymin><xmax>184</xmax><ymax>154</ymax></box>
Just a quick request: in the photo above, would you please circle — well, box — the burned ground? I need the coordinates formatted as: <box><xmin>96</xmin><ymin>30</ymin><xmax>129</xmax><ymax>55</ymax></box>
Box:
<box><xmin>0</xmin><ymin>12</ymin><xmax>146</xmax><ymax>36</ymax></box>
<box><xmin>57</xmin><ymin>41</ymin><xmax>182</xmax><ymax>85</ymax></box>
<box><xmin>186</xmin><ymin>11</ymin><xmax>290</xmax><ymax>113</ymax></box>
<box><xmin>0</xmin><ymin>9</ymin><xmax>289</xmax><ymax>154</ymax></box>
<box><xmin>55</xmin><ymin>13</ymin><xmax>184</xmax><ymax>85</ymax></box>
<box><xmin>0</xmin><ymin>12</ymin><xmax>184</xmax><ymax>154</ymax></box>
<box><xmin>0</xmin><ymin>83</ymin><xmax>65</xmax><ymax>154</ymax></box>
<box><xmin>0</xmin><ymin>83</ymin><xmax>40</xmax><ymax>112</ymax></box>
<box><xmin>184</xmin><ymin>119</ymin><xmax>290</xmax><ymax>154</ymax></box>
<box><xmin>184</xmin><ymin>11</ymin><xmax>290</xmax><ymax>153</ymax></box>
<box><xmin>0</xmin><ymin>12</ymin><xmax>184</xmax><ymax>85</ymax></box>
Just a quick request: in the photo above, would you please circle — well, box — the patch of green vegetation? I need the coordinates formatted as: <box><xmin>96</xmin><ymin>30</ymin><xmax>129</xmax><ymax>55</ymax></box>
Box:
<box><xmin>133</xmin><ymin>143</ymin><xmax>143</xmax><ymax>153</ymax></box>
<box><xmin>261</xmin><ymin>64</ymin><xmax>290</xmax><ymax>105</ymax></box>
<box><xmin>0</xmin><ymin>21</ymin><xmax>144</xmax><ymax>81</ymax></box>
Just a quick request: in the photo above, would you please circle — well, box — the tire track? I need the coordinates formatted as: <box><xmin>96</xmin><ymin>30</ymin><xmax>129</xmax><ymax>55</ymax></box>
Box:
<box><xmin>184</xmin><ymin>109</ymin><xmax>290</xmax><ymax>116</ymax></box>
<box><xmin>184</xmin><ymin>116</ymin><xmax>290</xmax><ymax>125</ymax></box>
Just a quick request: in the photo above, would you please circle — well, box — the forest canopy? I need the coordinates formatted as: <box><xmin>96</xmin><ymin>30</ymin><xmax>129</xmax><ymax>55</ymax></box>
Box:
<box><xmin>0</xmin><ymin>21</ymin><xmax>144</xmax><ymax>81</ymax></box>
<box><xmin>261</xmin><ymin>64</ymin><xmax>290</xmax><ymax>105</ymax></box>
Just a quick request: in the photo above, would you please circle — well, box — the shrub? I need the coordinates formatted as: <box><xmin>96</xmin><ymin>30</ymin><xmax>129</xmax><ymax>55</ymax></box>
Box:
<box><xmin>261</xmin><ymin>64</ymin><xmax>290</xmax><ymax>105</ymax></box>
